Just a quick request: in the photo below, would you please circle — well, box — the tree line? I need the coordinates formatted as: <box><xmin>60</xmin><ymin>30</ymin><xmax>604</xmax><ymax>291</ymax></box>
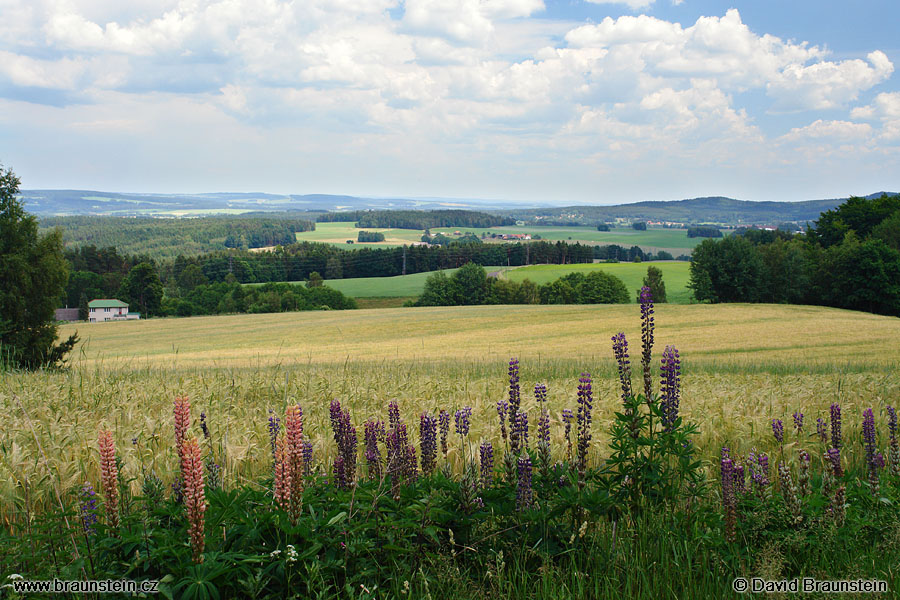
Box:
<box><xmin>316</xmin><ymin>209</ymin><xmax>516</xmax><ymax>229</ymax></box>
<box><xmin>39</xmin><ymin>215</ymin><xmax>315</xmax><ymax>259</ymax></box>
<box><xmin>689</xmin><ymin>194</ymin><xmax>900</xmax><ymax>316</ymax></box>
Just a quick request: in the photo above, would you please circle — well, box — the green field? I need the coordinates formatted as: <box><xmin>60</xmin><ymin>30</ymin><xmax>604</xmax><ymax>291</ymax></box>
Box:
<box><xmin>296</xmin><ymin>222</ymin><xmax>705</xmax><ymax>253</ymax></box>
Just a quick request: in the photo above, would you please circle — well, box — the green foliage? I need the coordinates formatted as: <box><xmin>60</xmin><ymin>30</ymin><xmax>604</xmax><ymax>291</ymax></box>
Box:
<box><xmin>640</xmin><ymin>266</ymin><xmax>667</xmax><ymax>303</ymax></box>
<box><xmin>416</xmin><ymin>271</ymin><xmax>460</xmax><ymax>307</ymax></box>
<box><xmin>0</xmin><ymin>163</ymin><xmax>78</xmax><ymax>369</ymax></box>
<box><xmin>814</xmin><ymin>235</ymin><xmax>900</xmax><ymax>316</ymax></box>
<box><xmin>119</xmin><ymin>262</ymin><xmax>164</xmax><ymax>317</ymax></box>
<box><xmin>872</xmin><ymin>210</ymin><xmax>900</xmax><ymax>250</ymax></box>
<box><xmin>810</xmin><ymin>194</ymin><xmax>900</xmax><ymax>248</ymax></box>
<box><xmin>317</xmin><ymin>208</ymin><xmax>516</xmax><ymax>229</ymax></box>
<box><xmin>686</xmin><ymin>226</ymin><xmax>722</xmax><ymax>238</ymax></box>
<box><xmin>632</xmin><ymin>221</ymin><xmax>647</xmax><ymax>231</ymax></box>
<box><xmin>306</xmin><ymin>271</ymin><xmax>323</xmax><ymax>288</ymax></box>
<box><xmin>357</xmin><ymin>230</ymin><xmax>385</xmax><ymax>243</ymax></box>
<box><xmin>596</xmin><ymin>223</ymin><xmax>610</xmax><ymax>232</ymax></box>
<box><xmin>539</xmin><ymin>272</ymin><xmax>629</xmax><ymax>305</ymax></box>
<box><xmin>688</xmin><ymin>236</ymin><xmax>764</xmax><ymax>303</ymax></box>
<box><xmin>452</xmin><ymin>262</ymin><xmax>487</xmax><ymax>305</ymax></box>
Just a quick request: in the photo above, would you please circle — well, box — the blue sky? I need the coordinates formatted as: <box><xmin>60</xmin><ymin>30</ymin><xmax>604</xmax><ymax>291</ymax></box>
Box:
<box><xmin>1</xmin><ymin>0</ymin><xmax>898</xmax><ymax>205</ymax></box>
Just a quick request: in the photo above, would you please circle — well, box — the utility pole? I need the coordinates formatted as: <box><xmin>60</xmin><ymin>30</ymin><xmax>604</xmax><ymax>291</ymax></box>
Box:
<box><xmin>402</xmin><ymin>246</ymin><xmax>407</xmax><ymax>276</ymax></box>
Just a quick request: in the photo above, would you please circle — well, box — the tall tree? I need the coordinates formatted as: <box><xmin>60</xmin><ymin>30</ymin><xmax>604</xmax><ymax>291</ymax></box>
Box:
<box><xmin>0</xmin><ymin>162</ymin><xmax>78</xmax><ymax>368</ymax></box>
<box><xmin>119</xmin><ymin>262</ymin><xmax>164</xmax><ymax>316</ymax></box>
<box><xmin>640</xmin><ymin>265</ymin><xmax>667</xmax><ymax>303</ymax></box>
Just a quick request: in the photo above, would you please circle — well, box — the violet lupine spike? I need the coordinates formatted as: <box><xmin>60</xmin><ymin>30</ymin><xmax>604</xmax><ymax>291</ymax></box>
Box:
<box><xmin>267</xmin><ymin>410</ymin><xmax>281</xmax><ymax>465</ymax></box>
<box><xmin>199</xmin><ymin>411</ymin><xmax>210</xmax><ymax>440</ymax></box>
<box><xmin>480</xmin><ymin>441</ymin><xmax>494</xmax><ymax>489</ymax></box>
<box><xmin>405</xmin><ymin>444</ymin><xmax>418</xmax><ymax>483</ymax></box>
<box><xmin>863</xmin><ymin>408</ymin><xmax>879</xmax><ymax>495</ymax></box>
<box><xmin>419</xmin><ymin>413</ymin><xmax>438</xmax><ymax>477</ymax></box>
<box><xmin>659</xmin><ymin>345</ymin><xmax>681</xmax><ymax>429</ymax></box>
<box><xmin>793</xmin><ymin>412</ymin><xmax>804</xmax><ymax>435</ymax></box>
<box><xmin>364</xmin><ymin>419</ymin><xmax>384</xmax><ymax>480</ymax></box>
<box><xmin>516</xmin><ymin>455</ymin><xmax>533</xmax><ymax>512</ymax></box>
<box><xmin>611</xmin><ymin>332</ymin><xmax>633</xmax><ymax>403</ymax></box>
<box><xmin>772</xmin><ymin>419</ymin><xmax>784</xmax><ymax>444</ymax></box>
<box><xmin>562</xmin><ymin>409</ymin><xmax>574</xmax><ymax>462</ymax></box>
<box><xmin>536</xmin><ymin>384</ymin><xmax>551</xmax><ymax>473</ymax></box>
<box><xmin>720</xmin><ymin>458</ymin><xmax>736</xmax><ymax>543</ymax></box>
<box><xmin>497</xmin><ymin>399</ymin><xmax>509</xmax><ymax>444</ymax></box>
<box><xmin>827</xmin><ymin>447</ymin><xmax>843</xmax><ymax>478</ymax></box>
<box><xmin>576</xmin><ymin>373</ymin><xmax>593</xmax><ymax>487</ymax></box>
<box><xmin>733</xmin><ymin>464</ymin><xmax>745</xmax><ymax>496</ymax></box>
<box><xmin>508</xmin><ymin>358</ymin><xmax>521</xmax><ymax>449</ymax></box>
<box><xmin>80</xmin><ymin>482</ymin><xmax>99</xmax><ymax>536</ymax></box>
<box><xmin>512</xmin><ymin>411</ymin><xmax>529</xmax><ymax>453</ymax></box>
<box><xmin>830</xmin><ymin>404</ymin><xmax>842</xmax><ymax>449</ymax></box>
<box><xmin>388</xmin><ymin>401</ymin><xmax>401</xmax><ymax>431</ymax></box>
<box><xmin>333</xmin><ymin>455</ymin><xmax>347</xmax><ymax>489</ymax></box>
<box><xmin>438</xmin><ymin>410</ymin><xmax>450</xmax><ymax>457</ymax></box>
<box><xmin>302</xmin><ymin>440</ymin><xmax>313</xmax><ymax>477</ymax></box>
<box><xmin>454</xmin><ymin>407</ymin><xmax>473</xmax><ymax>438</ymax></box>
<box><xmin>816</xmin><ymin>418</ymin><xmax>828</xmax><ymax>443</ymax></box>
<box><xmin>639</xmin><ymin>286</ymin><xmax>654</xmax><ymax>400</ymax></box>
<box><xmin>887</xmin><ymin>406</ymin><xmax>900</xmax><ymax>477</ymax></box>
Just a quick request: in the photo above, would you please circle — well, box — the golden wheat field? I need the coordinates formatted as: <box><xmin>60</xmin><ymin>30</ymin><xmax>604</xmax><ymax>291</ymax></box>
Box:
<box><xmin>2</xmin><ymin>303</ymin><xmax>899</xmax><ymax>520</ymax></box>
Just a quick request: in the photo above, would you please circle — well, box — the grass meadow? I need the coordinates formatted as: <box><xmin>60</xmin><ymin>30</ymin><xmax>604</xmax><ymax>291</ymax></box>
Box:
<box><xmin>2</xmin><ymin>303</ymin><xmax>899</xmax><ymax>598</ymax></box>
<box><xmin>294</xmin><ymin>222</ymin><xmax>704</xmax><ymax>255</ymax></box>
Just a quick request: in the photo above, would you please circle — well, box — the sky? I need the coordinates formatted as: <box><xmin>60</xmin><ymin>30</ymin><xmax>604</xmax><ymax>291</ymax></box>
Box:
<box><xmin>1</xmin><ymin>0</ymin><xmax>899</xmax><ymax>205</ymax></box>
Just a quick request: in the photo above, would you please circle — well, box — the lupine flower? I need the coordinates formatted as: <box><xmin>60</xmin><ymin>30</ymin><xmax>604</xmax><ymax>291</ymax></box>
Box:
<box><xmin>98</xmin><ymin>429</ymin><xmax>119</xmax><ymax>529</ymax></box>
<box><xmin>174</xmin><ymin>396</ymin><xmax>191</xmax><ymax>463</ymax></box>
<box><xmin>562</xmin><ymin>409</ymin><xmax>574</xmax><ymax>462</ymax></box>
<box><xmin>720</xmin><ymin>457</ymin><xmax>736</xmax><ymax>543</ymax></box>
<box><xmin>496</xmin><ymin>400</ymin><xmax>508</xmax><ymax>444</ymax></box>
<box><xmin>798</xmin><ymin>449</ymin><xmax>811</xmax><ymax>497</ymax></box>
<box><xmin>747</xmin><ymin>450</ymin><xmax>769</xmax><ymax>498</ymax></box>
<box><xmin>831</xmin><ymin>486</ymin><xmax>846</xmax><ymax>527</ymax></box>
<box><xmin>455</xmin><ymin>406</ymin><xmax>472</xmax><ymax>438</ymax></box>
<box><xmin>181</xmin><ymin>437</ymin><xmax>206</xmax><ymax>563</ymax></box>
<box><xmin>364</xmin><ymin>419</ymin><xmax>384</xmax><ymax>479</ymax></box>
<box><xmin>611</xmin><ymin>332</ymin><xmax>633</xmax><ymax>403</ymax></box>
<box><xmin>778</xmin><ymin>462</ymin><xmax>802</xmax><ymax>523</ymax></box>
<box><xmin>420</xmin><ymin>413</ymin><xmax>438</xmax><ymax>476</ymax></box>
<box><xmin>827</xmin><ymin>447</ymin><xmax>843</xmax><ymax>478</ymax></box>
<box><xmin>733</xmin><ymin>464</ymin><xmax>745</xmax><ymax>496</ymax></box>
<box><xmin>887</xmin><ymin>406</ymin><xmax>900</xmax><ymax>477</ymax></box>
<box><xmin>659</xmin><ymin>346</ymin><xmax>681</xmax><ymax>429</ymax></box>
<box><xmin>516</xmin><ymin>455</ymin><xmax>533</xmax><ymax>511</ymax></box>
<box><xmin>508</xmin><ymin>358</ymin><xmax>521</xmax><ymax>448</ymax></box>
<box><xmin>576</xmin><ymin>373</ymin><xmax>593</xmax><ymax>487</ymax></box>
<box><xmin>302</xmin><ymin>441</ymin><xmax>313</xmax><ymax>477</ymax></box>
<box><xmin>438</xmin><ymin>410</ymin><xmax>450</xmax><ymax>457</ymax></box>
<box><xmin>816</xmin><ymin>418</ymin><xmax>828</xmax><ymax>443</ymax></box>
<box><xmin>639</xmin><ymin>287</ymin><xmax>655</xmax><ymax>400</ymax></box>
<box><xmin>274</xmin><ymin>405</ymin><xmax>304</xmax><ymax>522</ymax></box>
<box><xmin>793</xmin><ymin>412</ymin><xmax>804</xmax><ymax>435</ymax></box>
<box><xmin>388</xmin><ymin>401</ymin><xmax>400</xmax><ymax>431</ymax></box>
<box><xmin>333</xmin><ymin>455</ymin><xmax>347</xmax><ymax>489</ymax></box>
<box><xmin>199</xmin><ymin>412</ymin><xmax>210</xmax><ymax>440</ymax></box>
<box><xmin>862</xmin><ymin>408</ymin><xmax>879</xmax><ymax>496</ymax></box>
<box><xmin>330</xmin><ymin>401</ymin><xmax>356</xmax><ymax>489</ymax></box>
<box><xmin>830</xmin><ymin>404</ymin><xmax>842</xmax><ymax>449</ymax></box>
<box><xmin>772</xmin><ymin>419</ymin><xmax>784</xmax><ymax>444</ymax></box>
<box><xmin>205</xmin><ymin>457</ymin><xmax>221</xmax><ymax>491</ymax></box>
<box><xmin>79</xmin><ymin>482</ymin><xmax>98</xmax><ymax>536</ymax></box>
<box><xmin>875</xmin><ymin>453</ymin><xmax>886</xmax><ymax>470</ymax></box>
<box><xmin>405</xmin><ymin>444</ymin><xmax>419</xmax><ymax>483</ymax></box>
<box><xmin>267</xmin><ymin>410</ymin><xmax>281</xmax><ymax>466</ymax></box>
<box><xmin>535</xmin><ymin>384</ymin><xmax>551</xmax><ymax>475</ymax></box>
<box><xmin>480</xmin><ymin>441</ymin><xmax>494</xmax><ymax>489</ymax></box>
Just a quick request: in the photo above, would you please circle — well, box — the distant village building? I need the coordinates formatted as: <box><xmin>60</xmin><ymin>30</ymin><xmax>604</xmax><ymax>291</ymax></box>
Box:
<box><xmin>88</xmin><ymin>299</ymin><xmax>140</xmax><ymax>322</ymax></box>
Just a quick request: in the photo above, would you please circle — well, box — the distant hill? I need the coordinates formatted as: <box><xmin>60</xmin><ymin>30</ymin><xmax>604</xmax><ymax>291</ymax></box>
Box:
<box><xmin>501</xmin><ymin>194</ymin><xmax>899</xmax><ymax>226</ymax></box>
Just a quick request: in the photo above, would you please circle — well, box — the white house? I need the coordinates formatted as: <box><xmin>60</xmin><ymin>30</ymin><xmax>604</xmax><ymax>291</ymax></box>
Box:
<box><xmin>88</xmin><ymin>299</ymin><xmax>140</xmax><ymax>322</ymax></box>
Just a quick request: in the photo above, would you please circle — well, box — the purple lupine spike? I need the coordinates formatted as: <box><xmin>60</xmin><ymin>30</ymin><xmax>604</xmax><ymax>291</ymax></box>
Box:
<box><xmin>516</xmin><ymin>455</ymin><xmax>533</xmax><ymax>511</ymax></box>
<box><xmin>267</xmin><ymin>410</ymin><xmax>281</xmax><ymax>464</ymax></box>
<box><xmin>80</xmin><ymin>482</ymin><xmax>98</xmax><ymax>535</ymax></box>
<box><xmin>364</xmin><ymin>419</ymin><xmax>384</xmax><ymax>479</ymax></box>
<box><xmin>562</xmin><ymin>408</ymin><xmax>574</xmax><ymax>462</ymax></box>
<box><xmin>772</xmin><ymin>419</ymin><xmax>784</xmax><ymax>444</ymax></box>
<box><xmin>388</xmin><ymin>401</ymin><xmax>401</xmax><ymax>431</ymax></box>
<box><xmin>659</xmin><ymin>345</ymin><xmax>681</xmax><ymax>429</ymax></box>
<box><xmin>405</xmin><ymin>444</ymin><xmax>418</xmax><ymax>482</ymax></box>
<box><xmin>611</xmin><ymin>332</ymin><xmax>633</xmax><ymax>403</ymax></box>
<box><xmin>330</xmin><ymin>399</ymin><xmax>343</xmax><ymax>440</ymax></box>
<box><xmin>863</xmin><ymin>408</ymin><xmax>879</xmax><ymax>495</ymax></box>
<box><xmin>576</xmin><ymin>373</ymin><xmax>593</xmax><ymax>486</ymax></box>
<box><xmin>720</xmin><ymin>446</ymin><xmax>731</xmax><ymax>460</ymax></box>
<box><xmin>438</xmin><ymin>410</ymin><xmax>450</xmax><ymax>457</ymax></box>
<box><xmin>333</xmin><ymin>455</ymin><xmax>346</xmax><ymax>489</ymax></box>
<box><xmin>720</xmin><ymin>457</ymin><xmax>736</xmax><ymax>542</ymax></box>
<box><xmin>199</xmin><ymin>411</ymin><xmax>210</xmax><ymax>439</ymax></box>
<box><xmin>302</xmin><ymin>440</ymin><xmax>313</xmax><ymax>477</ymax></box>
<box><xmin>793</xmin><ymin>411</ymin><xmax>804</xmax><ymax>434</ymax></box>
<box><xmin>536</xmin><ymin>384</ymin><xmax>551</xmax><ymax>471</ymax></box>
<box><xmin>419</xmin><ymin>413</ymin><xmax>438</xmax><ymax>476</ymax></box>
<box><xmin>733</xmin><ymin>464</ymin><xmax>745</xmax><ymax>495</ymax></box>
<box><xmin>513</xmin><ymin>411</ymin><xmax>529</xmax><ymax>452</ymax></box>
<box><xmin>496</xmin><ymin>399</ymin><xmax>508</xmax><ymax>444</ymax></box>
<box><xmin>480</xmin><ymin>441</ymin><xmax>494</xmax><ymax>489</ymax></box>
<box><xmin>639</xmin><ymin>287</ymin><xmax>654</xmax><ymax>399</ymax></box>
<box><xmin>827</xmin><ymin>447</ymin><xmax>843</xmax><ymax>478</ymax></box>
<box><xmin>830</xmin><ymin>404</ymin><xmax>842</xmax><ymax>449</ymax></box>
<box><xmin>888</xmin><ymin>406</ymin><xmax>898</xmax><ymax>438</ymax></box>
<box><xmin>508</xmin><ymin>358</ymin><xmax>521</xmax><ymax>447</ymax></box>
<box><xmin>875</xmin><ymin>452</ymin><xmax>886</xmax><ymax>470</ymax></box>
<box><xmin>887</xmin><ymin>406</ymin><xmax>900</xmax><ymax>477</ymax></box>
<box><xmin>455</xmin><ymin>406</ymin><xmax>472</xmax><ymax>438</ymax></box>
<box><xmin>816</xmin><ymin>418</ymin><xmax>828</xmax><ymax>443</ymax></box>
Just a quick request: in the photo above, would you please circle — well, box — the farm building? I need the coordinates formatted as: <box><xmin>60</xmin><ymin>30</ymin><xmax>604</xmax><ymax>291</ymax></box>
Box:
<box><xmin>88</xmin><ymin>299</ymin><xmax>140</xmax><ymax>322</ymax></box>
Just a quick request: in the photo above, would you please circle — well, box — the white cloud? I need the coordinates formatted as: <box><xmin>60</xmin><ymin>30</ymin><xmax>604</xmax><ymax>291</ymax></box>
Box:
<box><xmin>780</xmin><ymin>119</ymin><xmax>872</xmax><ymax>142</ymax></box>
<box><xmin>585</xmin><ymin>0</ymin><xmax>656</xmax><ymax>11</ymax></box>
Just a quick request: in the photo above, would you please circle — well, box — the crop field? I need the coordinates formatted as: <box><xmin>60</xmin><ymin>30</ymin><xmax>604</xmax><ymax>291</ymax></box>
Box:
<box><xmin>2</xmin><ymin>303</ymin><xmax>897</xmax><ymax>512</ymax></box>
<box><xmin>295</xmin><ymin>222</ymin><xmax>706</xmax><ymax>254</ymax></box>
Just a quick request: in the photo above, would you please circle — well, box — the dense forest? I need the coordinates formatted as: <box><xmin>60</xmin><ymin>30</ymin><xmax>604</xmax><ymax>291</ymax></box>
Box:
<box><xmin>39</xmin><ymin>215</ymin><xmax>315</xmax><ymax>259</ymax></box>
<box><xmin>317</xmin><ymin>209</ymin><xmax>516</xmax><ymax>229</ymax></box>
<box><xmin>689</xmin><ymin>194</ymin><xmax>900</xmax><ymax>316</ymax></box>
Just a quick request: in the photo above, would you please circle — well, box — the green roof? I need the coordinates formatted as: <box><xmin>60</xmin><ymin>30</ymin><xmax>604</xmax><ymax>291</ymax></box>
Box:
<box><xmin>88</xmin><ymin>299</ymin><xmax>129</xmax><ymax>308</ymax></box>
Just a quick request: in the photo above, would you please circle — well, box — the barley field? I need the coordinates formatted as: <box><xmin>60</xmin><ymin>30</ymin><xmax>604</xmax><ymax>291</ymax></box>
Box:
<box><xmin>1</xmin><ymin>303</ymin><xmax>898</xmax><ymax>521</ymax></box>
